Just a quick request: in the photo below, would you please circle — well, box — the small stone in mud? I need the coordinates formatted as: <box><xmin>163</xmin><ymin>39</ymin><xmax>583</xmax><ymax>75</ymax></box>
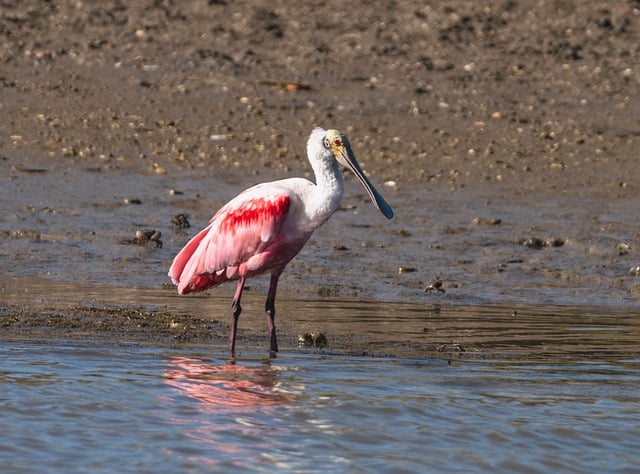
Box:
<box><xmin>394</xmin><ymin>229</ymin><xmax>412</xmax><ymax>237</ymax></box>
<box><xmin>133</xmin><ymin>229</ymin><xmax>162</xmax><ymax>247</ymax></box>
<box><xmin>2</xmin><ymin>229</ymin><xmax>43</xmax><ymax>241</ymax></box>
<box><xmin>153</xmin><ymin>163</ymin><xmax>166</xmax><ymax>174</ymax></box>
<box><xmin>124</xmin><ymin>197</ymin><xmax>142</xmax><ymax>205</ymax></box>
<box><xmin>298</xmin><ymin>332</ymin><xmax>328</xmax><ymax>348</ymax></box>
<box><xmin>437</xmin><ymin>343</ymin><xmax>465</xmax><ymax>353</ymax></box>
<box><xmin>471</xmin><ymin>217</ymin><xmax>502</xmax><ymax>226</ymax></box>
<box><xmin>545</xmin><ymin>237</ymin><xmax>565</xmax><ymax>247</ymax></box>
<box><xmin>522</xmin><ymin>237</ymin><xmax>545</xmax><ymax>249</ymax></box>
<box><xmin>615</xmin><ymin>242</ymin><xmax>631</xmax><ymax>256</ymax></box>
<box><xmin>172</xmin><ymin>213</ymin><xmax>191</xmax><ymax>228</ymax></box>
<box><xmin>520</xmin><ymin>237</ymin><xmax>565</xmax><ymax>249</ymax></box>
<box><xmin>333</xmin><ymin>244</ymin><xmax>349</xmax><ymax>251</ymax></box>
<box><xmin>628</xmin><ymin>266</ymin><xmax>640</xmax><ymax>276</ymax></box>
<box><xmin>424</xmin><ymin>277</ymin><xmax>445</xmax><ymax>293</ymax></box>
<box><xmin>317</xmin><ymin>285</ymin><xmax>341</xmax><ymax>297</ymax></box>
<box><xmin>12</xmin><ymin>165</ymin><xmax>49</xmax><ymax>173</ymax></box>
<box><xmin>398</xmin><ymin>266</ymin><xmax>417</xmax><ymax>274</ymax></box>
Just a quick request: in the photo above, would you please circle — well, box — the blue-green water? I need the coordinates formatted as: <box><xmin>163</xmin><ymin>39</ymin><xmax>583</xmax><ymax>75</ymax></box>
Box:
<box><xmin>2</xmin><ymin>342</ymin><xmax>639</xmax><ymax>473</ymax></box>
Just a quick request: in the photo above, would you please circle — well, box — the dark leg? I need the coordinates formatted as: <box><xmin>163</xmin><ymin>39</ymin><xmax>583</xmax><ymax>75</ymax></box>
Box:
<box><xmin>229</xmin><ymin>276</ymin><xmax>246</xmax><ymax>358</ymax></box>
<box><xmin>265</xmin><ymin>273</ymin><xmax>279</xmax><ymax>355</ymax></box>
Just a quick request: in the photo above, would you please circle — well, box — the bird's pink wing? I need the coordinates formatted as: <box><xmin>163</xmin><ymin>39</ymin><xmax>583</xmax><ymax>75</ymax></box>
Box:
<box><xmin>169</xmin><ymin>189</ymin><xmax>291</xmax><ymax>294</ymax></box>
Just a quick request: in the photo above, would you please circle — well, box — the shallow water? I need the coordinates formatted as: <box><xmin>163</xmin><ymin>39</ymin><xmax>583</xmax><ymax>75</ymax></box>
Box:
<box><xmin>2</xmin><ymin>341</ymin><xmax>639</xmax><ymax>474</ymax></box>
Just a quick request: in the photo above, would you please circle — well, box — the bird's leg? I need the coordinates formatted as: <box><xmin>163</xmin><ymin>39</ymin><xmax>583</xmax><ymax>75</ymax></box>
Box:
<box><xmin>265</xmin><ymin>273</ymin><xmax>279</xmax><ymax>355</ymax></box>
<box><xmin>229</xmin><ymin>276</ymin><xmax>246</xmax><ymax>358</ymax></box>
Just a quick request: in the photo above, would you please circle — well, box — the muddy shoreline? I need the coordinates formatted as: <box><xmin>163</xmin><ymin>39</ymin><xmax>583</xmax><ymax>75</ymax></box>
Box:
<box><xmin>2</xmin><ymin>276</ymin><xmax>640</xmax><ymax>361</ymax></box>
<box><xmin>2</xmin><ymin>1</ymin><xmax>640</xmax><ymax>356</ymax></box>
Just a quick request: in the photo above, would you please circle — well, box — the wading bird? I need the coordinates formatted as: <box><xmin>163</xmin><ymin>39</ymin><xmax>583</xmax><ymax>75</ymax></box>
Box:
<box><xmin>168</xmin><ymin>128</ymin><xmax>394</xmax><ymax>357</ymax></box>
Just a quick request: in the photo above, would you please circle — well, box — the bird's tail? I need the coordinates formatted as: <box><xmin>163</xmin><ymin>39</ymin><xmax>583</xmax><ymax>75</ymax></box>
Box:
<box><xmin>168</xmin><ymin>225</ymin><xmax>221</xmax><ymax>294</ymax></box>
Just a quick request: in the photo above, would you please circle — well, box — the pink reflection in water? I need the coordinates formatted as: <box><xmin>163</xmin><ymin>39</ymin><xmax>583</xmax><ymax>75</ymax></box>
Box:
<box><xmin>164</xmin><ymin>356</ymin><xmax>293</xmax><ymax>410</ymax></box>
<box><xmin>162</xmin><ymin>357</ymin><xmax>297</xmax><ymax>468</ymax></box>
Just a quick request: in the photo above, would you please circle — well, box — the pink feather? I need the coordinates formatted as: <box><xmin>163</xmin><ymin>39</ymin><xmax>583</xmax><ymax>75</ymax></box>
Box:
<box><xmin>169</xmin><ymin>193</ymin><xmax>291</xmax><ymax>294</ymax></box>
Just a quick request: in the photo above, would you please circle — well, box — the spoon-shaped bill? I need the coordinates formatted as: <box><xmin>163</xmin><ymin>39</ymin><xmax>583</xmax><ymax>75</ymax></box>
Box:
<box><xmin>338</xmin><ymin>137</ymin><xmax>394</xmax><ymax>219</ymax></box>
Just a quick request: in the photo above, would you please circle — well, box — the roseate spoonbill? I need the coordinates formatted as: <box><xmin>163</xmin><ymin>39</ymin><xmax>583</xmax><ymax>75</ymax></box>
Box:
<box><xmin>168</xmin><ymin>127</ymin><xmax>393</xmax><ymax>357</ymax></box>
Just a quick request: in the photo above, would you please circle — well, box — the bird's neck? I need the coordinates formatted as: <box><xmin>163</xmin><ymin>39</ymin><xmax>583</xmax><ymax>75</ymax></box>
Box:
<box><xmin>309</xmin><ymin>157</ymin><xmax>344</xmax><ymax>224</ymax></box>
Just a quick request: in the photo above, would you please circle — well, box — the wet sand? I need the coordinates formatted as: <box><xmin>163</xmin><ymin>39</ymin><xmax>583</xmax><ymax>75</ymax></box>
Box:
<box><xmin>3</xmin><ymin>275</ymin><xmax>640</xmax><ymax>362</ymax></box>
<box><xmin>1</xmin><ymin>1</ymin><xmax>640</xmax><ymax>357</ymax></box>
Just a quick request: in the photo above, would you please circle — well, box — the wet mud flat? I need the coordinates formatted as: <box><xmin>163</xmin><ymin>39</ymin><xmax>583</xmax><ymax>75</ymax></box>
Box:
<box><xmin>1</xmin><ymin>1</ymin><xmax>640</xmax><ymax>360</ymax></box>
<box><xmin>2</xmin><ymin>163</ymin><xmax>640</xmax><ymax>360</ymax></box>
<box><xmin>2</xmin><ymin>276</ymin><xmax>640</xmax><ymax>363</ymax></box>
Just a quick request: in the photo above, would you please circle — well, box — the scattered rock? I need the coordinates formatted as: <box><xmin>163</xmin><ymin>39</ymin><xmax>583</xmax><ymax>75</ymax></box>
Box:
<box><xmin>124</xmin><ymin>198</ymin><xmax>142</xmax><ymax>205</ymax></box>
<box><xmin>545</xmin><ymin>237</ymin><xmax>566</xmax><ymax>248</ymax></box>
<box><xmin>132</xmin><ymin>230</ymin><xmax>162</xmax><ymax>247</ymax></box>
<box><xmin>520</xmin><ymin>237</ymin><xmax>566</xmax><ymax>249</ymax></box>
<box><xmin>12</xmin><ymin>165</ymin><xmax>48</xmax><ymax>173</ymax></box>
<box><xmin>522</xmin><ymin>237</ymin><xmax>545</xmax><ymax>249</ymax></box>
<box><xmin>424</xmin><ymin>277</ymin><xmax>446</xmax><ymax>293</ymax></box>
<box><xmin>317</xmin><ymin>285</ymin><xmax>341</xmax><ymax>297</ymax></box>
<box><xmin>398</xmin><ymin>266</ymin><xmax>417</xmax><ymax>274</ymax></box>
<box><xmin>436</xmin><ymin>343</ymin><xmax>465</xmax><ymax>353</ymax></box>
<box><xmin>298</xmin><ymin>332</ymin><xmax>328</xmax><ymax>348</ymax></box>
<box><xmin>615</xmin><ymin>242</ymin><xmax>631</xmax><ymax>256</ymax></box>
<box><xmin>172</xmin><ymin>213</ymin><xmax>190</xmax><ymax>228</ymax></box>
<box><xmin>472</xmin><ymin>217</ymin><xmax>502</xmax><ymax>226</ymax></box>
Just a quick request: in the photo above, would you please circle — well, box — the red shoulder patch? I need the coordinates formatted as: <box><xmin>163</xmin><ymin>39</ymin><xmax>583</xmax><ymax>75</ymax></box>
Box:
<box><xmin>219</xmin><ymin>194</ymin><xmax>291</xmax><ymax>235</ymax></box>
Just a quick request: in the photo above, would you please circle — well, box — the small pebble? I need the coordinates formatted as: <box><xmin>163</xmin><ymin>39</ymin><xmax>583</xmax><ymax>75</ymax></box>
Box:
<box><xmin>172</xmin><ymin>213</ymin><xmax>190</xmax><ymax>229</ymax></box>
<box><xmin>521</xmin><ymin>237</ymin><xmax>565</xmax><ymax>249</ymax></box>
<box><xmin>472</xmin><ymin>217</ymin><xmax>502</xmax><ymax>226</ymax></box>
<box><xmin>424</xmin><ymin>277</ymin><xmax>445</xmax><ymax>293</ymax></box>
<box><xmin>545</xmin><ymin>237</ymin><xmax>565</xmax><ymax>247</ymax></box>
<box><xmin>615</xmin><ymin>242</ymin><xmax>631</xmax><ymax>256</ymax></box>
<box><xmin>298</xmin><ymin>332</ymin><xmax>328</xmax><ymax>348</ymax></box>
<box><xmin>133</xmin><ymin>230</ymin><xmax>162</xmax><ymax>248</ymax></box>
<box><xmin>398</xmin><ymin>266</ymin><xmax>416</xmax><ymax>274</ymax></box>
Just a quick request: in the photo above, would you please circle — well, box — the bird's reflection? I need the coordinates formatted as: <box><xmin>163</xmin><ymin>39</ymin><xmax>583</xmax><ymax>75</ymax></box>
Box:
<box><xmin>162</xmin><ymin>357</ymin><xmax>297</xmax><ymax>468</ymax></box>
<box><xmin>164</xmin><ymin>356</ymin><xmax>293</xmax><ymax>410</ymax></box>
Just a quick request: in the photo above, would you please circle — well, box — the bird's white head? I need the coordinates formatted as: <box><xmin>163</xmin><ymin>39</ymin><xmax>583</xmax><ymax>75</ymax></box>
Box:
<box><xmin>307</xmin><ymin>127</ymin><xmax>394</xmax><ymax>219</ymax></box>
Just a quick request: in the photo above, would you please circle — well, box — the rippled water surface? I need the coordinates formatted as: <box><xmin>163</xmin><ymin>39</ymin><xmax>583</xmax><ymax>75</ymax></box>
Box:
<box><xmin>2</xmin><ymin>331</ymin><xmax>640</xmax><ymax>473</ymax></box>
